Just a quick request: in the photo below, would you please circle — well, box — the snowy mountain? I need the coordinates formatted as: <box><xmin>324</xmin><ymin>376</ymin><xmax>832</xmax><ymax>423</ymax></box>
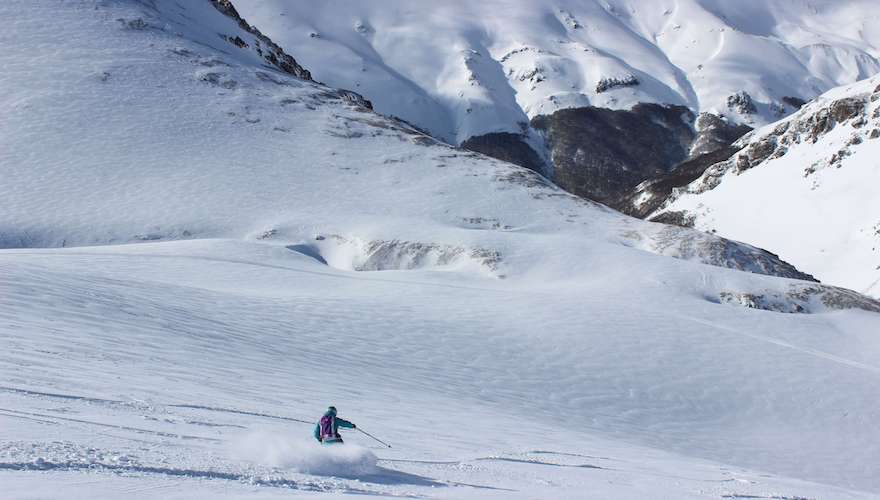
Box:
<box><xmin>232</xmin><ymin>0</ymin><xmax>880</xmax><ymax>203</ymax></box>
<box><xmin>642</xmin><ymin>76</ymin><xmax>880</xmax><ymax>298</ymax></box>
<box><xmin>2</xmin><ymin>1</ymin><xmax>880</xmax><ymax>499</ymax></box>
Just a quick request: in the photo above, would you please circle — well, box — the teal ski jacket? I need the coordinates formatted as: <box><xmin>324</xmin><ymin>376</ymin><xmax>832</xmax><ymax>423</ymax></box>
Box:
<box><xmin>314</xmin><ymin>408</ymin><xmax>355</xmax><ymax>442</ymax></box>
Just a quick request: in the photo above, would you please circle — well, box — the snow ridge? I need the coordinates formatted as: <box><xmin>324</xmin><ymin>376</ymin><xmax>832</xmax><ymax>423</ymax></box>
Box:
<box><xmin>651</xmin><ymin>75</ymin><xmax>880</xmax><ymax>297</ymax></box>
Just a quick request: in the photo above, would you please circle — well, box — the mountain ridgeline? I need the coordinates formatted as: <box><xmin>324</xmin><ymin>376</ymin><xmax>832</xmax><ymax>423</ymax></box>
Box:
<box><xmin>232</xmin><ymin>0</ymin><xmax>879</xmax><ymax>210</ymax></box>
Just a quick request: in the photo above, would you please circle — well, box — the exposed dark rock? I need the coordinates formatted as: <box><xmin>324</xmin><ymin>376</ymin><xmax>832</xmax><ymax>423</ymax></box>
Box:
<box><xmin>596</xmin><ymin>75</ymin><xmax>640</xmax><ymax>93</ymax></box>
<box><xmin>532</xmin><ymin>104</ymin><xmax>695</xmax><ymax>204</ymax></box>
<box><xmin>646</xmin><ymin>86</ymin><xmax>878</xmax><ymax>232</ymax></box>
<box><xmin>209</xmin><ymin>0</ymin><xmax>312</xmax><ymax>81</ymax></box>
<box><xmin>649</xmin><ymin>210</ymin><xmax>696</xmax><ymax>228</ymax></box>
<box><xmin>722</xmin><ymin>284</ymin><xmax>880</xmax><ymax>314</ymax></box>
<box><xmin>225</xmin><ymin>35</ymin><xmax>248</xmax><ymax>48</ymax></box>
<box><xmin>336</xmin><ymin>89</ymin><xmax>373</xmax><ymax>110</ymax></box>
<box><xmin>801</xmin><ymin>97</ymin><xmax>867</xmax><ymax>143</ymax></box>
<box><xmin>746</xmin><ymin>136</ymin><xmax>778</xmax><ymax>166</ymax></box>
<box><xmin>461</xmin><ymin>133</ymin><xmax>547</xmax><ymax>175</ymax></box>
<box><xmin>829</xmin><ymin>97</ymin><xmax>865</xmax><ymax>123</ymax></box>
<box><xmin>649</xmin><ymin>226</ymin><xmax>816</xmax><ymax>281</ymax></box>
<box><xmin>782</xmin><ymin>96</ymin><xmax>807</xmax><ymax>109</ymax></box>
<box><xmin>620</xmin><ymin>145</ymin><xmax>740</xmax><ymax>217</ymax></box>
<box><xmin>727</xmin><ymin>91</ymin><xmax>757</xmax><ymax>114</ymax></box>
<box><xmin>210</xmin><ymin>0</ymin><xmax>242</xmax><ymax>18</ymax></box>
<box><xmin>690</xmin><ymin>113</ymin><xmax>752</xmax><ymax>157</ymax></box>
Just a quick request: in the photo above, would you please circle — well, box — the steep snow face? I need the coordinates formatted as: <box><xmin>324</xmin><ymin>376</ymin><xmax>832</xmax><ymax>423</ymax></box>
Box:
<box><xmin>3</xmin><ymin>0</ymin><xmax>880</xmax><ymax>498</ymax></box>
<box><xmin>232</xmin><ymin>0</ymin><xmax>880</xmax><ymax>144</ymax></box>
<box><xmin>651</xmin><ymin>75</ymin><xmax>880</xmax><ymax>298</ymax></box>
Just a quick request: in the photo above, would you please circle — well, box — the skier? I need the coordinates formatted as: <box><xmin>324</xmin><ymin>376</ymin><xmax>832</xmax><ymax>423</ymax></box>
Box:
<box><xmin>314</xmin><ymin>406</ymin><xmax>356</xmax><ymax>444</ymax></box>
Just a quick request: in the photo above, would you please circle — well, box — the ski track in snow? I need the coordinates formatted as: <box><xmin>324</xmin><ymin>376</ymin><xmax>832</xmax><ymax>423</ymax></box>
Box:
<box><xmin>669</xmin><ymin>313</ymin><xmax>880</xmax><ymax>374</ymax></box>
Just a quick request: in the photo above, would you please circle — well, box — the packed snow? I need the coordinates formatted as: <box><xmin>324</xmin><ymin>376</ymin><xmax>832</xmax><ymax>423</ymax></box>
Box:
<box><xmin>2</xmin><ymin>1</ymin><xmax>880</xmax><ymax>498</ymax></box>
<box><xmin>233</xmin><ymin>0</ymin><xmax>880</xmax><ymax>143</ymax></box>
<box><xmin>654</xmin><ymin>75</ymin><xmax>880</xmax><ymax>298</ymax></box>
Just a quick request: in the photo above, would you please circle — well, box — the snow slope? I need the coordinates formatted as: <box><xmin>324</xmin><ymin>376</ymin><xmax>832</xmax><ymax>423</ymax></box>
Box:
<box><xmin>233</xmin><ymin>0</ymin><xmax>880</xmax><ymax>143</ymax></box>
<box><xmin>651</xmin><ymin>75</ymin><xmax>880</xmax><ymax>298</ymax></box>
<box><xmin>2</xmin><ymin>241</ymin><xmax>879</xmax><ymax>499</ymax></box>
<box><xmin>2</xmin><ymin>0</ymin><xmax>880</xmax><ymax>498</ymax></box>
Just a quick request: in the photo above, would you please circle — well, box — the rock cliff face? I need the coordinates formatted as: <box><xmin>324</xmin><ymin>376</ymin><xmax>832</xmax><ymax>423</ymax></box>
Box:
<box><xmin>208</xmin><ymin>0</ymin><xmax>372</xmax><ymax>110</ymax></box>
<box><xmin>209</xmin><ymin>0</ymin><xmax>312</xmax><ymax>81</ymax></box>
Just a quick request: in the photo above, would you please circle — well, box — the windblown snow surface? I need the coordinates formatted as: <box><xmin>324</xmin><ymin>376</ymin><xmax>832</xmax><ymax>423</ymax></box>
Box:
<box><xmin>2</xmin><ymin>1</ymin><xmax>880</xmax><ymax>499</ymax></box>
<box><xmin>233</xmin><ymin>0</ymin><xmax>880</xmax><ymax>143</ymax></box>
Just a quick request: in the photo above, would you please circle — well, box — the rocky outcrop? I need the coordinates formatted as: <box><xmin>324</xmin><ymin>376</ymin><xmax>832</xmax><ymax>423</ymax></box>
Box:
<box><xmin>630</xmin><ymin>223</ymin><xmax>817</xmax><ymax>282</ymax></box>
<box><xmin>719</xmin><ymin>284</ymin><xmax>880</xmax><ymax>314</ymax></box>
<box><xmin>641</xmin><ymin>89</ymin><xmax>875</xmax><ymax>214</ymax></box>
<box><xmin>690</xmin><ymin>113</ymin><xmax>753</xmax><ymax>157</ymax></box>
<box><xmin>621</xmin><ymin>145</ymin><xmax>741</xmax><ymax>218</ymax></box>
<box><xmin>727</xmin><ymin>91</ymin><xmax>757</xmax><ymax>115</ymax></box>
<box><xmin>209</xmin><ymin>0</ymin><xmax>312</xmax><ymax>81</ymax></box>
<box><xmin>336</xmin><ymin>89</ymin><xmax>373</xmax><ymax>110</ymax></box>
<box><xmin>633</xmin><ymin>77</ymin><xmax>880</xmax><ymax>297</ymax></box>
<box><xmin>208</xmin><ymin>0</ymin><xmax>372</xmax><ymax>110</ymax></box>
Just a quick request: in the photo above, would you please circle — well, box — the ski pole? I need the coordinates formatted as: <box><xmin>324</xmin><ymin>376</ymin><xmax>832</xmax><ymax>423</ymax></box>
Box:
<box><xmin>357</xmin><ymin>427</ymin><xmax>392</xmax><ymax>448</ymax></box>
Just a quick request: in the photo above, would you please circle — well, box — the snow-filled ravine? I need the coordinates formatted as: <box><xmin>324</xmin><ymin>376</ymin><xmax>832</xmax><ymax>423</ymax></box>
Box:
<box><xmin>1</xmin><ymin>1</ymin><xmax>880</xmax><ymax>498</ymax></box>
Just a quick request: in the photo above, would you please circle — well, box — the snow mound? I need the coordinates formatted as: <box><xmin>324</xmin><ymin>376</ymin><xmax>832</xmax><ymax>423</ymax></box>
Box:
<box><xmin>286</xmin><ymin>234</ymin><xmax>502</xmax><ymax>276</ymax></box>
<box><xmin>235</xmin><ymin>433</ymin><xmax>377</xmax><ymax>477</ymax></box>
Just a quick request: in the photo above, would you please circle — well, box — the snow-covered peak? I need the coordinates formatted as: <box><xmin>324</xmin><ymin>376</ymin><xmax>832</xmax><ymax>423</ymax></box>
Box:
<box><xmin>233</xmin><ymin>0</ymin><xmax>880</xmax><ymax>143</ymax></box>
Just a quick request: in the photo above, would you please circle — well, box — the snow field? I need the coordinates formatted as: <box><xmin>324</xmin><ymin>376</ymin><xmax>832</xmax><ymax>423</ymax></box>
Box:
<box><xmin>1</xmin><ymin>1</ymin><xmax>880</xmax><ymax>498</ymax></box>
